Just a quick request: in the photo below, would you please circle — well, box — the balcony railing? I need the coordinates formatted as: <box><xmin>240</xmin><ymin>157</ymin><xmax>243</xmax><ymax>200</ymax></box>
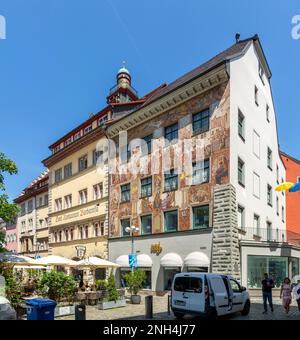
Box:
<box><xmin>239</xmin><ymin>227</ymin><xmax>287</xmax><ymax>243</ymax></box>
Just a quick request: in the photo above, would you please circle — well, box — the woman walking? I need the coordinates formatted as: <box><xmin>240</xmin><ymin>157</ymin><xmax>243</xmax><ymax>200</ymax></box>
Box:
<box><xmin>280</xmin><ymin>278</ymin><xmax>292</xmax><ymax>314</ymax></box>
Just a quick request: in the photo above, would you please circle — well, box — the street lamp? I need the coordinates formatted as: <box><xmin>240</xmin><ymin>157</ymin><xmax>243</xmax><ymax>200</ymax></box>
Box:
<box><xmin>125</xmin><ymin>226</ymin><xmax>139</xmax><ymax>271</ymax></box>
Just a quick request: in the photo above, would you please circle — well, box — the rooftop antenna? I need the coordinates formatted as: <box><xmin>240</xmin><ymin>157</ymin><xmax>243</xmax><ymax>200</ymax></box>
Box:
<box><xmin>235</xmin><ymin>32</ymin><xmax>241</xmax><ymax>43</ymax></box>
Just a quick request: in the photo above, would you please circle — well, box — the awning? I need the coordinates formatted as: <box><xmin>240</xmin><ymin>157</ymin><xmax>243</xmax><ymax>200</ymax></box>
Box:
<box><xmin>184</xmin><ymin>252</ymin><xmax>210</xmax><ymax>267</ymax></box>
<box><xmin>116</xmin><ymin>254</ymin><xmax>153</xmax><ymax>268</ymax></box>
<box><xmin>160</xmin><ymin>253</ymin><xmax>183</xmax><ymax>267</ymax></box>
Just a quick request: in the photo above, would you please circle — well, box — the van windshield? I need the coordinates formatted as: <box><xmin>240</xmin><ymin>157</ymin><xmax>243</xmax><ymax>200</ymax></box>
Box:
<box><xmin>174</xmin><ymin>277</ymin><xmax>203</xmax><ymax>293</ymax></box>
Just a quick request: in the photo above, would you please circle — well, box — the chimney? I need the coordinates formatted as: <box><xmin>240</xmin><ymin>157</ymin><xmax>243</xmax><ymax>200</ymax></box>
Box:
<box><xmin>235</xmin><ymin>32</ymin><xmax>241</xmax><ymax>43</ymax></box>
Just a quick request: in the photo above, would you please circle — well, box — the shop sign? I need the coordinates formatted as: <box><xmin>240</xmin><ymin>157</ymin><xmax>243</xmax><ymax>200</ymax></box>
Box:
<box><xmin>150</xmin><ymin>242</ymin><xmax>162</xmax><ymax>255</ymax></box>
<box><xmin>75</xmin><ymin>246</ymin><xmax>86</xmax><ymax>259</ymax></box>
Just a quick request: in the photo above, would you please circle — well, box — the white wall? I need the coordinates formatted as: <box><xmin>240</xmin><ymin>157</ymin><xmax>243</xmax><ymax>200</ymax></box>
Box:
<box><xmin>229</xmin><ymin>42</ymin><xmax>286</xmax><ymax>238</ymax></box>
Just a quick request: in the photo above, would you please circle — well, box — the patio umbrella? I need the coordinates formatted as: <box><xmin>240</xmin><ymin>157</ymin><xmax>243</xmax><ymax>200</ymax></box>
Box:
<box><xmin>275</xmin><ymin>182</ymin><xmax>294</xmax><ymax>192</ymax></box>
<box><xmin>14</xmin><ymin>265</ymin><xmax>45</xmax><ymax>270</ymax></box>
<box><xmin>0</xmin><ymin>253</ymin><xmax>37</xmax><ymax>265</ymax></box>
<box><xmin>73</xmin><ymin>257</ymin><xmax>120</xmax><ymax>269</ymax></box>
<box><xmin>289</xmin><ymin>182</ymin><xmax>300</xmax><ymax>193</ymax></box>
<box><xmin>34</xmin><ymin>255</ymin><xmax>78</xmax><ymax>266</ymax></box>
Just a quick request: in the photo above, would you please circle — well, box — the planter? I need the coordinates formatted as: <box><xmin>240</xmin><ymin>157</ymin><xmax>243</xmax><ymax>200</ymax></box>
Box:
<box><xmin>55</xmin><ymin>305</ymin><xmax>75</xmax><ymax>317</ymax></box>
<box><xmin>131</xmin><ymin>295</ymin><xmax>141</xmax><ymax>304</ymax></box>
<box><xmin>98</xmin><ymin>299</ymin><xmax>126</xmax><ymax>310</ymax></box>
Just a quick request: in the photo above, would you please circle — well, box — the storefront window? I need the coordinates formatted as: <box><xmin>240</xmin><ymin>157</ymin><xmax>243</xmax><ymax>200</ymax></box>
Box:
<box><xmin>164</xmin><ymin>268</ymin><xmax>180</xmax><ymax>290</ymax></box>
<box><xmin>120</xmin><ymin>269</ymin><xmax>152</xmax><ymax>290</ymax></box>
<box><xmin>247</xmin><ymin>256</ymin><xmax>288</xmax><ymax>288</ymax></box>
<box><xmin>292</xmin><ymin>258</ymin><xmax>300</xmax><ymax>279</ymax></box>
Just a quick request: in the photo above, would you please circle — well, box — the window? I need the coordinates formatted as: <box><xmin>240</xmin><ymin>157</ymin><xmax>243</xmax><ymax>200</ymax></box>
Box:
<box><xmin>276</xmin><ymin>196</ymin><xmax>279</xmax><ymax>215</ymax></box>
<box><xmin>84</xmin><ymin>125</ymin><xmax>93</xmax><ymax>135</ymax></box>
<box><xmin>253</xmin><ymin>130</ymin><xmax>260</xmax><ymax>159</ymax></box>
<box><xmin>267</xmin><ymin>185</ymin><xmax>273</xmax><ymax>206</ymax></box>
<box><xmin>121</xmin><ymin>219</ymin><xmax>131</xmax><ymax>237</ymax></box>
<box><xmin>55</xmin><ymin>198</ymin><xmax>62</xmax><ymax>212</ymax></box>
<box><xmin>164</xmin><ymin>169</ymin><xmax>178</xmax><ymax>192</ymax></box>
<box><xmin>93</xmin><ymin>183</ymin><xmax>103</xmax><ymax>200</ymax></box>
<box><xmin>79</xmin><ymin>189</ymin><xmax>88</xmax><ymax>205</ymax></box>
<box><xmin>238</xmin><ymin>109</ymin><xmax>245</xmax><ymax>140</ymax></box>
<box><xmin>255</xmin><ymin>85</ymin><xmax>259</xmax><ymax>106</ymax></box>
<box><xmin>37</xmin><ymin>197</ymin><xmax>42</xmax><ymax>208</ymax></box>
<box><xmin>27</xmin><ymin>200</ymin><xmax>33</xmax><ymax>213</ymax></box>
<box><xmin>100</xmin><ymin>222</ymin><xmax>105</xmax><ymax>236</ymax></box>
<box><xmin>143</xmin><ymin>134</ymin><xmax>152</xmax><ymax>155</ymax></box>
<box><xmin>93</xmin><ymin>149</ymin><xmax>103</xmax><ymax>165</ymax></box>
<box><xmin>64</xmin><ymin>163</ymin><xmax>72</xmax><ymax>178</ymax></box>
<box><xmin>21</xmin><ymin>221</ymin><xmax>26</xmax><ymax>233</ymax></box>
<box><xmin>238</xmin><ymin>205</ymin><xmax>245</xmax><ymax>230</ymax></box>
<box><xmin>164</xmin><ymin>210</ymin><xmax>178</xmax><ymax>232</ymax></box>
<box><xmin>282</xmin><ymin>206</ymin><xmax>285</xmax><ymax>223</ymax></box>
<box><xmin>54</xmin><ymin>232</ymin><xmax>57</xmax><ymax>243</ymax></box>
<box><xmin>259</xmin><ymin>64</ymin><xmax>265</xmax><ymax>85</ymax></box>
<box><xmin>253</xmin><ymin>172</ymin><xmax>260</xmax><ymax>199</ymax></box>
<box><xmin>121</xmin><ymin>184</ymin><xmax>130</xmax><ymax>202</ymax></box>
<box><xmin>120</xmin><ymin>144</ymin><xmax>131</xmax><ymax>164</ymax></box>
<box><xmin>141</xmin><ymin>177</ymin><xmax>152</xmax><ymax>198</ymax></box>
<box><xmin>266</xmin><ymin>104</ymin><xmax>270</xmax><ymax>122</ymax></box>
<box><xmin>141</xmin><ymin>215</ymin><xmax>152</xmax><ymax>235</ymax></box>
<box><xmin>238</xmin><ymin>158</ymin><xmax>245</xmax><ymax>187</ymax></box>
<box><xmin>39</xmin><ymin>219</ymin><xmax>43</xmax><ymax>229</ymax></box>
<box><xmin>192</xmin><ymin>160</ymin><xmax>210</xmax><ymax>185</ymax></box>
<box><xmin>230</xmin><ymin>279</ymin><xmax>242</xmax><ymax>293</ymax></box>
<box><xmin>254</xmin><ymin>214</ymin><xmax>260</xmax><ymax>236</ymax></box>
<box><xmin>64</xmin><ymin>195</ymin><xmax>72</xmax><ymax>209</ymax></box>
<box><xmin>193</xmin><ymin>109</ymin><xmax>210</xmax><ymax>134</ymax></box>
<box><xmin>193</xmin><ymin>205</ymin><xmax>209</xmax><ymax>229</ymax></box>
<box><xmin>85</xmin><ymin>225</ymin><xmax>89</xmax><ymax>239</ymax></box>
<box><xmin>98</xmin><ymin>115</ymin><xmax>108</xmax><ymax>127</ymax></box>
<box><xmin>94</xmin><ymin>223</ymin><xmax>100</xmax><ymax>237</ymax></box>
<box><xmin>276</xmin><ymin>165</ymin><xmax>279</xmax><ymax>184</ymax></box>
<box><xmin>55</xmin><ymin>168</ymin><xmax>63</xmax><ymax>183</ymax></box>
<box><xmin>174</xmin><ymin>277</ymin><xmax>203</xmax><ymax>293</ymax></box>
<box><xmin>44</xmin><ymin>194</ymin><xmax>49</xmax><ymax>206</ymax></box>
<box><xmin>70</xmin><ymin>229</ymin><xmax>74</xmax><ymax>241</ymax></box>
<box><xmin>267</xmin><ymin>147</ymin><xmax>273</xmax><ymax>170</ymax></box>
<box><xmin>164</xmin><ymin>123</ymin><xmax>178</xmax><ymax>143</ymax></box>
<box><xmin>65</xmin><ymin>229</ymin><xmax>69</xmax><ymax>242</ymax></box>
<box><xmin>28</xmin><ymin>218</ymin><xmax>33</xmax><ymax>230</ymax></box>
<box><xmin>79</xmin><ymin>226</ymin><xmax>84</xmax><ymax>240</ymax></box>
<box><xmin>78</xmin><ymin>155</ymin><xmax>88</xmax><ymax>172</ymax></box>
<box><xmin>267</xmin><ymin>222</ymin><xmax>272</xmax><ymax>241</ymax></box>
<box><xmin>64</xmin><ymin>137</ymin><xmax>72</xmax><ymax>147</ymax></box>
<box><xmin>74</xmin><ymin>131</ymin><xmax>82</xmax><ymax>141</ymax></box>
<box><xmin>21</xmin><ymin>203</ymin><xmax>26</xmax><ymax>216</ymax></box>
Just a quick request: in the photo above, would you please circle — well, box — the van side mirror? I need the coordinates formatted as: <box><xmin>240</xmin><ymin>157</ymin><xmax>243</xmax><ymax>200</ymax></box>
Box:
<box><xmin>241</xmin><ymin>286</ymin><xmax>247</xmax><ymax>292</ymax></box>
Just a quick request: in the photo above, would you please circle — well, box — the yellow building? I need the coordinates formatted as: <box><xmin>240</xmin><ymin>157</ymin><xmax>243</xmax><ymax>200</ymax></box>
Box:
<box><xmin>43</xmin><ymin>109</ymin><xmax>111</xmax><ymax>278</ymax></box>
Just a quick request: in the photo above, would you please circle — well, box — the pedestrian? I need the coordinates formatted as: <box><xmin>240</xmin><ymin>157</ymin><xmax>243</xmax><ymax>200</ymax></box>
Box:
<box><xmin>280</xmin><ymin>278</ymin><xmax>292</xmax><ymax>314</ymax></box>
<box><xmin>293</xmin><ymin>279</ymin><xmax>300</xmax><ymax>312</ymax></box>
<box><xmin>262</xmin><ymin>273</ymin><xmax>274</xmax><ymax>314</ymax></box>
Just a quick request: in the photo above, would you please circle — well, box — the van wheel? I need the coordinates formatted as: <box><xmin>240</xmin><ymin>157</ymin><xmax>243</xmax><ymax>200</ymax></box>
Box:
<box><xmin>241</xmin><ymin>300</ymin><xmax>250</xmax><ymax>316</ymax></box>
<box><xmin>173</xmin><ymin>312</ymin><xmax>184</xmax><ymax>319</ymax></box>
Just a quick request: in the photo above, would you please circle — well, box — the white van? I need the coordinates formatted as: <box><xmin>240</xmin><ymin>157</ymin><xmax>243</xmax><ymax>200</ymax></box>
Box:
<box><xmin>171</xmin><ymin>273</ymin><xmax>250</xmax><ymax>319</ymax></box>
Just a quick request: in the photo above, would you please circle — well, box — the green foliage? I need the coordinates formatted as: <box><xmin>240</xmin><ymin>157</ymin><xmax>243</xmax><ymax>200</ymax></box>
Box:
<box><xmin>0</xmin><ymin>263</ymin><xmax>22</xmax><ymax>309</ymax></box>
<box><xmin>0</xmin><ymin>153</ymin><xmax>19</xmax><ymax>223</ymax></box>
<box><xmin>123</xmin><ymin>269</ymin><xmax>146</xmax><ymax>295</ymax></box>
<box><xmin>38</xmin><ymin>270</ymin><xmax>76</xmax><ymax>303</ymax></box>
<box><xmin>106</xmin><ymin>273</ymin><xmax>119</xmax><ymax>302</ymax></box>
<box><xmin>96</xmin><ymin>279</ymin><xmax>107</xmax><ymax>291</ymax></box>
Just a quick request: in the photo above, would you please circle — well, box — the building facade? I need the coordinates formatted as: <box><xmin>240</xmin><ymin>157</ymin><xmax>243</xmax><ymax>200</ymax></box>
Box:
<box><xmin>107</xmin><ymin>35</ymin><xmax>300</xmax><ymax>292</ymax></box>
<box><xmin>4</xmin><ymin>219</ymin><xmax>18</xmax><ymax>254</ymax></box>
<box><xmin>14</xmin><ymin>171</ymin><xmax>49</xmax><ymax>257</ymax></box>
<box><xmin>281</xmin><ymin>152</ymin><xmax>300</xmax><ymax>245</ymax></box>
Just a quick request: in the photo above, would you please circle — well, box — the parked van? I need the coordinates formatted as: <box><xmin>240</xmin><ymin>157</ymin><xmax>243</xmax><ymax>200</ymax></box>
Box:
<box><xmin>171</xmin><ymin>273</ymin><xmax>250</xmax><ymax>319</ymax></box>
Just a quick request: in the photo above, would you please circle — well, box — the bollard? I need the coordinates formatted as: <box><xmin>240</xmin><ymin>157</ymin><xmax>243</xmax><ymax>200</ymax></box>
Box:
<box><xmin>145</xmin><ymin>295</ymin><xmax>153</xmax><ymax>319</ymax></box>
<box><xmin>168</xmin><ymin>295</ymin><xmax>171</xmax><ymax>315</ymax></box>
<box><xmin>75</xmin><ymin>304</ymin><xmax>86</xmax><ymax>320</ymax></box>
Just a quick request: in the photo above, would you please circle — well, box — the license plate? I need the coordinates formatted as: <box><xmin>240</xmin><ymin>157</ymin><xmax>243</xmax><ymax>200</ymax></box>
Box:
<box><xmin>175</xmin><ymin>300</ymin><xmax>186</xmax><ymax>307</ymax></box>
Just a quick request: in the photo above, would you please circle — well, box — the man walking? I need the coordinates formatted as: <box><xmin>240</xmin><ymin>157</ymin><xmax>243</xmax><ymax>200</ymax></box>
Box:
<box><xmin>262</xmin><ymin>273</ymin><xmax>274</xmax><ymax>314</ymax></box>
<box><xmin>293</xmin><ymin>279</ymin><xmax>300</xmax><ymax>312</ymax></box>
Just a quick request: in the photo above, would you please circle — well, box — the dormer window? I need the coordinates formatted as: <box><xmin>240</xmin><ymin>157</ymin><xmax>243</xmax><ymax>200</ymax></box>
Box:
<box><xmin>98</xmin><ymin>115</ymin><xmax>108</xmax><ymax>127</ymax></box>
<box><xmin>84</xmin><ymin>125</ymin><xmax>93</xmax><ymax>135</ymax></box>
<box><xmin>74</xmin><ymin>131</ymin><xmax>82</xmax><ymax>141</ymax></box>
<box><xmin>64</xmin><ymin>137</ymin><xmax>73</xmax><ymax>147</ymax></box>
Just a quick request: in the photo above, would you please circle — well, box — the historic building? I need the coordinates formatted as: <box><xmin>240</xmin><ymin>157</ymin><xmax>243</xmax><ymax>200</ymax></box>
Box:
<box><xmin>107</xmin><ymin>35</ymin><xmax>300</xmax><ymax>292</ymax></box>
<box><xmin>14</xmin><ymin>171</ymin><xmax>49</xmax><ymax>257</ymax></box>
<box><xmin>4</xmin><ymin>219</ymin><xmax>18</xmax><ymax>254</ymax></box>
<box><xmin>281</xmin><ymin>152</ymin><xmax>300</xmax><ymax>245</ymax></box>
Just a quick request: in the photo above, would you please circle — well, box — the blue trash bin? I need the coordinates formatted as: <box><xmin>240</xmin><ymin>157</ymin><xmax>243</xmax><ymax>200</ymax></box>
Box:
<box><xmin>26</xmin><ymin>298</ymin><xmax>57</xmax><ymax>320</ymax></box>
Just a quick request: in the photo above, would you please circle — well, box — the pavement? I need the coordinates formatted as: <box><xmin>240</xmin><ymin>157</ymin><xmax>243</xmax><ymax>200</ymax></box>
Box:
<box><xmin>57</xmin><ymin>295</ymin><xmax>300</xmax><ymax>321</ymax></box>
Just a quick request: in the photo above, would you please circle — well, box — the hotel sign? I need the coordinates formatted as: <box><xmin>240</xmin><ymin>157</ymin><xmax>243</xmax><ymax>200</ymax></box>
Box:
<box><xmin>150</xmin><ymin>242</ymin><xmax>162</xmax><ymax>255</ymax></box>
<box><xmin>55</xmin><ymin>205</ymin><xmax>99</xmax><ymax>223</ymax></box>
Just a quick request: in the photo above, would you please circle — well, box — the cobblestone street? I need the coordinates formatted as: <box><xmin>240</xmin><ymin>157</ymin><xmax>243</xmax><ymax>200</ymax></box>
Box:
<box><xmin>58</xmin><ymin>296</ymin><xmax>300</xmax><ymax>321</ymax></box>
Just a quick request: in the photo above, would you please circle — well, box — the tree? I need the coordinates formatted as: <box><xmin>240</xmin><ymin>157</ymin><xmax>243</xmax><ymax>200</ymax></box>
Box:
<box><xmin>0</xmin><ymin>152</ymin><xmax>19</xmax><ymax>223</ymax></box>
<box><xmin>0</xmin><ymin>231</ymin><xmax>6</xmax><ymax>253</ymax></box>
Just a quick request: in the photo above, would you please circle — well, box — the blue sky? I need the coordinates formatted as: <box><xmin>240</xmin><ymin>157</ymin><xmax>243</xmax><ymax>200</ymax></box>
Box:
<box><xmin>0</xmin><ymin>0</ymin><xmax>299</xmax><ymax>200</ymax></box>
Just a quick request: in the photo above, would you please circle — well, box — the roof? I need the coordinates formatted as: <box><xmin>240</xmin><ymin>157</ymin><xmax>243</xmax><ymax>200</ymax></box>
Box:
<box><xmin>280</xmin><ymin>151</ymin><xmax>300</xmax><ymax>166</ymax></box>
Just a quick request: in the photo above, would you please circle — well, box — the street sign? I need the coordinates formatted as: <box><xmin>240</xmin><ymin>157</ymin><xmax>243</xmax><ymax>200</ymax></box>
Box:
<box><xmin>128</xmin><ymin>254</ymin><xmax>137</xmax><ymax>268</ymax></box>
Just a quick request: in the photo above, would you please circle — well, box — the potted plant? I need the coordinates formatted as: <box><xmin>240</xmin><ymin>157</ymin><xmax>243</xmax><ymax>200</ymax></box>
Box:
<box><xmin>98</xmin><ymin>273</ymin><xmax>126</xmax><ymax>310</ymax></box>
<box><xmin>38</xmin><ymin>270</ymin><xmax>76</xmax><ymax>317</ymax></box>
<box><xmin>123</xmin><ymin>269</ymin><xmax>146</xmax><ymax>304</ymax></box>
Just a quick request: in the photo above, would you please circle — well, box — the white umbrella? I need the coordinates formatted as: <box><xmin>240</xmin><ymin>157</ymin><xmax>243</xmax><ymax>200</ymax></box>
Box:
<box><xmin>14</xmin><ymin>265</ymin><xmax>45</xmax><ymax>270</ymax></box>
<box><xmin>73</xmin><ymin>257</ymin><xmax>120</xmax><ymax>268</ymax></box>
<box><xmin>34</xmin><ymin>255</ymin><xmax>78</xmax><ymax>266</ymax></box>
<box><xmin>0</xmin><ymin>253</ymin><xmax>37</xmax><ymax>266</ymax></box>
